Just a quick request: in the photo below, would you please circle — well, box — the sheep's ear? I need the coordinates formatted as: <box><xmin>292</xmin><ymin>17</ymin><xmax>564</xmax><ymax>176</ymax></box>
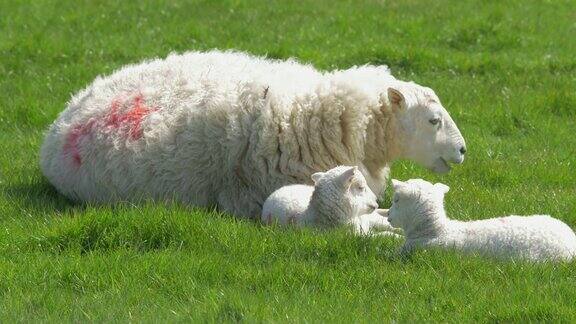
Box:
<box><xmin>311</xmin><ymin>172</ymin><xmax>324</xmax><ymax>184</ymax></box>
<box><xmin>387</xmin><ymin>87</ymin><xmax>406</xmax><ymax>110</ymax></box>
<box><xmin>339</xmin><ymin>167</ymin><xmax>357</xmax><ymax>187</ymax></box>
<box><xmin>391</xmin><ymin>179</ymin><xmax>405</xmax><ymax>190</ymax></box>
<box><xmin>434</xmin><ymin>183</ymin><xmax>450</xmax><ymax>194</ymax></box>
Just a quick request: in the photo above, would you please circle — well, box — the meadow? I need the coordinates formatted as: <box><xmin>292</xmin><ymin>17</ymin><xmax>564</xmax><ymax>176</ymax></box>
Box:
<box><xmin>1</xmin><ymin>0</ymin><xmax>576</xmax><ymax>321</ymax></box>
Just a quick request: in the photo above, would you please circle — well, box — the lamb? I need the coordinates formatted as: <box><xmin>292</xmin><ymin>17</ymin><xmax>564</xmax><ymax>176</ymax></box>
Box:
<box><xmin>40</xmin><ymin>50</ymin><xmax>466</xmax><ymax>218</ymax></box>
<box><xmin>387</xmin><ymin>179</ymin><xmax>576</xmax><ymax>261</ymax></box>
<box><xmin>261</xmin><ymin>166</ymin><xmax>400</xmax><ymax>235</ymax></box>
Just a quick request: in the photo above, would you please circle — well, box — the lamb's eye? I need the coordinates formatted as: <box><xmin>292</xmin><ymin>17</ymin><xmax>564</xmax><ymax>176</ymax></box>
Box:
<box><xmin>429</xmin><ymin>117</ymin><xmax>440</xmax><ymax>125</ymax></box>
<box><xmin>393</xmin><ymin>196</ymin><xmax>399</xmax><ymax>203</ymax></box>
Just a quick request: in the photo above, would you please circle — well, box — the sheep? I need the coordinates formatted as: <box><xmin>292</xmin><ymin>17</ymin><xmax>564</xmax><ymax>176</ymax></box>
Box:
<box><xmin>261</xmin><ymin>166</ymin><xmax>400</xmax><ymax>235</ymax></box>
<box><xmin>387</xmin><ymin>179</ymin><xmax>576</xmax><ymax>261</ymax></box>
<box><xmin>40</xmin><ymin>50</ymin><xmax>466</xmax><ymax>219</ymax></box>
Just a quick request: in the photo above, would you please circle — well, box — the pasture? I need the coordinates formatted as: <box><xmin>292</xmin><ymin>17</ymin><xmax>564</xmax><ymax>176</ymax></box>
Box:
<box><xmin>1</xmin><ymin>0</ymin><xmax>575</xmax><ymax>321</ymax></box>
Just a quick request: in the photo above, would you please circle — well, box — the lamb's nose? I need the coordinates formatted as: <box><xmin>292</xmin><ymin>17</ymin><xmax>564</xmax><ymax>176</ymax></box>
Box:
<box><xmin>459</xmin><ymin>146</ymin><xmax>467</xmax><ymax>155</ymax></box>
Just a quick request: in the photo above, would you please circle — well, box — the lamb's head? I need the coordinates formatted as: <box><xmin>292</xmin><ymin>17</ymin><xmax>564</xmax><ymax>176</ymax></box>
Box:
<box><xmin>387</xmin><ymin>178</ymin><xmax>449</xmax><ymax>236</ymax></box>
<box><xmin>311</xmin><ymin>166</ymin><xmax>378</xmax><ymax>223</ymax></box>
<box><xmin>385</xmin><ymin>81</ymin><xmax>466</xmax><ymax>174</ymax></box>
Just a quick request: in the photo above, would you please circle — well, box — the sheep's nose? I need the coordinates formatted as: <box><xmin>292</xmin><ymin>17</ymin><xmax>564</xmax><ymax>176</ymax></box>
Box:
<box><xmin>459</xmin><ymin>146</ymin><xmax>467</xmax><ymax>155</ymax></box>
<box><xmin>369</xmin><ymin>203</ymin><xmax>378</xmax><ymax>211</ymax></box>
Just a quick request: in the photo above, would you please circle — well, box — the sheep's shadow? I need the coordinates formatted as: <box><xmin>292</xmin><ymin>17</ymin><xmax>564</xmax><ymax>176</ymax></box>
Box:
<box><xmin>3</xmin><ymin>179</ymin><xmax>82</xmax><ymax>215</ymax></box>
<box><xmin>3</xmin><ymin>178</ymin><xmax>222</xmax><ymax>217</ymax></box>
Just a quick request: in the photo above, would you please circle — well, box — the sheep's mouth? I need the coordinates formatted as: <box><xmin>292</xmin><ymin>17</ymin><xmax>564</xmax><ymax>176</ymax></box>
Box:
<box><xmin>432</xmin><ymin>157</ymin><xmax>452</xmax><ymax>174</ymax></box>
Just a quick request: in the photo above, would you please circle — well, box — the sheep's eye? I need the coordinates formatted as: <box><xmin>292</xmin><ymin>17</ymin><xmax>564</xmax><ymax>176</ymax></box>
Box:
<box><xmin>393</xmin><ymin>196</ymin><xmax>399</xmax><ymax>203</ymax></box>
<box><xmin>429</xmin><ymin>117</ymin><xmax>440</xmax><ymax>125</ymax></box>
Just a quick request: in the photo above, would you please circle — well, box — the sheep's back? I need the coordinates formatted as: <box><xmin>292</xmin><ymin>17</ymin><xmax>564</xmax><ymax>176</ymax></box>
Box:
<box><xmin>39</xmin><ymin>50</ymin><xmax>327</xmax><ymax>205</ymax></box>
<box><xmin>261</xmin><ymin>185</ymin><xmax>314</xmax><ymax>224</ymax></box>
<box><xmin>446</xmin><ymin>216</ymin><xmax>576</xmax><ymax>261</ymax></box>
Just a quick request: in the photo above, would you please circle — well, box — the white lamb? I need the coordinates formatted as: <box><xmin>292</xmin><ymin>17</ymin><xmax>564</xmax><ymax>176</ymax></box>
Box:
<box><xmin>40</xmin><ymin>50</ymin><xmax>466</xmax><ymax>218</ymax></box>
<box><xmin>261</xmin><ymin>166</ymin><xmax>400</xmax><ymax>236</ymax></box>
<box><xmin>387</xmin><ymin>179</ymin><xmax>576</xmax><ymax>261</ymax></box>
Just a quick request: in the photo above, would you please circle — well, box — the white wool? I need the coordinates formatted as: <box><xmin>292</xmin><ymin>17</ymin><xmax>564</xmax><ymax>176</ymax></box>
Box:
<box><xmin>349</xmin><ymin>209</ymin><xmax>403</xmax><ymax>237</ymax></box>
<box><xmin>261</xmin><ymin>166</ymin><xmax>400</xmax><ymax>236</ymax></box>
<box><xmin>40</xmin><ymin>50</ymin><xmax>466</xmax><ymax>218</ymax></box>
<box><xmin>388</xmin><ymin>179</ymin><xmax>576</xmax><ymax>261</ymax></box>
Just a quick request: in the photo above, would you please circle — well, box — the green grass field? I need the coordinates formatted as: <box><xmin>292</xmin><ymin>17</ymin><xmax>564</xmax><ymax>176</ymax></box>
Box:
<box><xmin>2</xmin><ymin>0</ymin><xmax>576</xmax><ymax>321</ymax></box>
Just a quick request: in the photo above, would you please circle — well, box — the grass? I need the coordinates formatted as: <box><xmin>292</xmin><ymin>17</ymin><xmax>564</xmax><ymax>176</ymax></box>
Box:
<box><xmin>1</xmin><ymin>0</ymin><xmax>576</xmax><ymax>321</ymax></box>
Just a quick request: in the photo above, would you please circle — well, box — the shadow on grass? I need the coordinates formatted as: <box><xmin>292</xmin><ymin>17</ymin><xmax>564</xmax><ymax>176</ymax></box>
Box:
<box><xmin>3</xmin><ymin>178</ymin><xmax>81</xmax><ymax>214</ymax></box>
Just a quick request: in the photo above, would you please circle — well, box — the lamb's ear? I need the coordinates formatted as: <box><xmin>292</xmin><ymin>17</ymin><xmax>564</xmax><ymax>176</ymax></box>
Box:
<box><xmin>311</xmin><ymin>172</ymin><xmax>324</xmax><ymax>184</ymax></box>
<box><xmin>339</xmin><ymin>167</ymin><xmax>357</xmax><ymax>187</ymax></box>
<box><xmin>391</xmin><ymin>179</ymin><xmax>405</xmax><ymax>190</ymax></box>
<box><xmin>434</xmin><ymin>183</ymin><xmax>450</xmax><ymax>194</ymax></box>
<box><xmin>387</xmin><ymin>87</ymin><xmax>406</xmax><ymax>111</ymax></box>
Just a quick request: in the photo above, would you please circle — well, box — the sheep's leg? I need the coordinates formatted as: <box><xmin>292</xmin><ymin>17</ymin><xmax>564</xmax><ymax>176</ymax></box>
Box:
<box><xmin>217</xmin><ymin>186</ymin><xmax>264</xmax><ymax>220</ymax></box>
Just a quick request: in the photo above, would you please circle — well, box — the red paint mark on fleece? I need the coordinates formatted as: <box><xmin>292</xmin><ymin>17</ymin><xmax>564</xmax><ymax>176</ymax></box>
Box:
<box><xmin>105</xmin><ymin>94</ymin><xmax>156</xmax><ymax>140</ymax></box>
<box><xmin>63</xmin><ymin>93</ymin><xmax>157</xmax><ymax>167</ymax></box>
<box><xmin>63</xmin><ymin>119</ymin><xmax>96</xmax><ymax>166</ymax></box>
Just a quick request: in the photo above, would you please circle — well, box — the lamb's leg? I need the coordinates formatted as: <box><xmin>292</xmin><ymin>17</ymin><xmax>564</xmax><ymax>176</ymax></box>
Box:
<box><xmin>374</xmin><ymin>208</ymin><xmax>388</xmax><ymax>217</ymax></box>
<box><xmin>350</xmin><ymin>210</ymin><xmax>403</xmax><ymax>236</ymax></box>
<box><xmin>399</xmin><ymin>243</ymin><xmax>415</xmax><ymax>257</ymax></box>
<box><xmin>349</xmin><ymin>216</ymin><xmax>369</xmax><ymax>235</ymax></box>
<box><xmin>367</xmin><ymin>209</ymin><xmax>403</xmax><ymax>234</ymax></box>
<box><xmin>373</xmin><ymin>231</ymin><xmax>403</xmax><ymax>239</ymax></box>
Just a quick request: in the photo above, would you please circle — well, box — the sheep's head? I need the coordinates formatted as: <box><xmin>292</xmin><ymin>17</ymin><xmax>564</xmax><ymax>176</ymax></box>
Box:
<box><xmin>385</xmin><ymin>81</ymin><xmax>466</xmax><ymax>174</ymax></box>
<box><xmin>387</xmin><ymin>178</ymin><xmax>449</xmax><ymax>235</ymax></box>
<box><xmin>311</xmin><ymin>166</ymin><xmax>378</xmax><ymax>222</ymax></box>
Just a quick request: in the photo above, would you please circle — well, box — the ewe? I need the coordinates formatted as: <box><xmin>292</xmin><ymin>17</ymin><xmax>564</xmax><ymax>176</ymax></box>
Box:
<box><xmin>387</xmin><ymin>179</ymin><xmax>576</xmax><ymax>261</ymax></box>
<box><xmin>40</xmin><ymin>50</ymin><xmax>466</xmax><ymax>218</ymax></box>
<box><xmin>262</xmin><ymin>166</ymin><xmax>399</xmax><ymax>235</ymax></box>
